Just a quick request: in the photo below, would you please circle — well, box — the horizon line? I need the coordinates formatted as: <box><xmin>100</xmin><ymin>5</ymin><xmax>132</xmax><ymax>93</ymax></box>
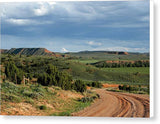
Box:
<box><xmin>0</xmin><ymin>47</ymin><xmax>150</xmax><ymax>54</ymax></box>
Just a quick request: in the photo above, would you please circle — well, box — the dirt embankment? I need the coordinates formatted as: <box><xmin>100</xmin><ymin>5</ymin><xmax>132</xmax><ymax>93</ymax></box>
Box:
<box><xmin>102</xmin><ymin>84</ymin><xmax>119</xmax><ymax>88</ymax></box>
<box><xmin>72</xmin><ymin>89</ymin><xmax>149</xmax><ymax>117</ymax></box>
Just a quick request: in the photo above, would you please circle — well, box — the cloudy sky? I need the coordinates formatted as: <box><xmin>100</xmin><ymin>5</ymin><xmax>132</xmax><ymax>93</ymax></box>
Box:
<box><xmin>0</xmin><ymin>0</ymin><xmax>150</xmax><ymax>53</ymax></box>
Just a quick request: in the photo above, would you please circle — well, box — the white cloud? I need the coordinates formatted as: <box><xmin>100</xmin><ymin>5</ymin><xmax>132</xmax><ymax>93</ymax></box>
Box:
<box><xmin>93</xmin><ymin>47</ymin><xmax>129</xmax><ymax>51</ymax></box>
<box><xmin>93</xmin><ymin>47</ymin><xmax>148</xmax><ymax>52</ymax></box>
<box><xmin>33</xmin><ymin>3</ymin><xmax>49</xmax><ymax>16</ymax></box>
<box><xmin>6</xmin><ymin>18</ymin><xmax>33</xmax><ymax>25</ymax></box>
<box><xmin>33</xmin><ymin>2</ymin><xmax>57</xmax><ymax>16</ymax></box>
<box><xmin>0</xmin><ymin>2</ymin><xmax>56</xmax><ymax>18</ymax></box>
<box><xmin>106</xmin><ymin>47</ymin><xmax>129</xmax><ymax>51</ymax></box>
<box><xmin>47</xmin><ymin>1</ymin><xmax>56</xmax><ymax>7</ymax></box>
<box><xmin>61</xmin><ymin>48</ymin><xmax>68</xmax><ymax>52</ymax></box>
<box><xmin>87</xmin><ymin>41</ymin><xmax>102</xmax><ymax>46</ymax></box>
<box><xmin>6</xmin><ymin>18</ymin><xmax>53</xmax><ymax>25</ymax></box>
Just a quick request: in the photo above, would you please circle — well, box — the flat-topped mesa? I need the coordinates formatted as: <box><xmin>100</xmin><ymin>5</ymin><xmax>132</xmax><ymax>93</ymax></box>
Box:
<box><xmin>44</xmin><ymin>48</ymin><xmax>53</xmax><ymax>54</ymax></box>
<box><xmin>4</xmin><ymin>48</ymin><xmax>62</xmax><ymax>57</ymax></box>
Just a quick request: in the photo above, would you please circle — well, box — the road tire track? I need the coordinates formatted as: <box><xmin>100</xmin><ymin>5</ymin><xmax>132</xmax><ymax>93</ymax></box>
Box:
<box><xmin>72</xmin><ymin>89</ymin><xmax>149</xmax><ymax>117</ymax></box>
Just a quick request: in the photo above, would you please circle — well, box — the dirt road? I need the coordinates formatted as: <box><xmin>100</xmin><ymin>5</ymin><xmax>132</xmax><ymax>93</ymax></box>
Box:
<box><xmin>72</xmin><ymin>89</ymin><xmax>150</xmax><ymax>117</ymax></box>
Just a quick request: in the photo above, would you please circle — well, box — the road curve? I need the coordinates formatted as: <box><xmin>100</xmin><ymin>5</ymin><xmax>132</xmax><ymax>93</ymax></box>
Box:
<box><xmin>72</xmin><ymin>89</ymin><xmax>150</xmax><ymax>117</ymax></box>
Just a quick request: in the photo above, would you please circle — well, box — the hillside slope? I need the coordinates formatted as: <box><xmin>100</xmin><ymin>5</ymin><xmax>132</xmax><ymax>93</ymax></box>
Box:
<box><xmin>1</xmin><ymin>48</ymin><xmax>61</xmax><ymax>57</ymax></box>
<box><xmin>1</xmin><ymin>82</ymin><xmax>92</xmax><ymax>116</ymax></box>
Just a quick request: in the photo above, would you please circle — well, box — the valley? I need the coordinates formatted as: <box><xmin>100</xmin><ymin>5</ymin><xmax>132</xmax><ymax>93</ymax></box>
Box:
<box><xmin>0</xmin><ymin>48</ymin><xmax>150</xmax><ymax>117</ymax></box>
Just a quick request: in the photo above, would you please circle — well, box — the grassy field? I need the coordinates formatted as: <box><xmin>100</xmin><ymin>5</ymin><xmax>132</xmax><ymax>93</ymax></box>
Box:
<box><xmin>68</xmin><ymin>59</ymin><xmax>102</xmax><ymax>64</ymax></box>
<box><xmin>63</xmin><ymin>61</ymin><xmax>149</xmax><ymax>86</ymax></box>
<box><xmin>101</xmin><ymin>67</ymin><xmax>149</xmax><ymax>74</ymax></box>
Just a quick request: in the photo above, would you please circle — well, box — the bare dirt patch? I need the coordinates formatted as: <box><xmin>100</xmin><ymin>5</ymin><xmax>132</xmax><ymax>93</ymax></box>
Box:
<box><xmin>102</xmin><ymin>83</ymin><xmax>119</xmax><ymax>88</ymax></box>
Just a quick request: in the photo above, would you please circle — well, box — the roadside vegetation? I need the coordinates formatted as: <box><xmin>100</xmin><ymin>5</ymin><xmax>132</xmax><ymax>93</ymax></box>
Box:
<box><xmin>1</xmin><ymin>81</ymin><xmax>99</xmax><ymax>115</ymax></box>
<box><xmin>106</xmin><ymin>84</ymin><xmax>149</xmax><ymax>94</ymax></box>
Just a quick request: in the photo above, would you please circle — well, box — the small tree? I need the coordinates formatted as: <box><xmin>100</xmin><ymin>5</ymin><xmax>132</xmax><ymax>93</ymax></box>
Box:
<box><xmin>74</xmin><ymin>80</ymin><xmax>86</xmax><ymax>93</ymax></box>
<box><xmin>118</xmin><ymin>85</ymin><xmax>122</xmax><ymax>90</ymax></box>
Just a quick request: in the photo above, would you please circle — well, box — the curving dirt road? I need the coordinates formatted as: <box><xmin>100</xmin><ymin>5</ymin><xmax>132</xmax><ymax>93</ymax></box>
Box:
<box><xmin>72</xmin><ymin>89</ymin><xmax>150</xmax><ymax>117</ymax></box>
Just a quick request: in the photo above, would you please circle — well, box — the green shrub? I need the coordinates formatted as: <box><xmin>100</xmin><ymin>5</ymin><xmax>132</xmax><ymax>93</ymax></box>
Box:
<box><xmin>80</xmin><ymin>97</ymin><xmax>93</xmax><ymax>103</ymax></box>
<box><xmin>39</xmin><ymin>105</ymin><xmax>47</xmax><ymax>110</ymax></box>
<box><xmin>85</xmin><ymin>81</ymin><xmax>102</xmax><ymax>88</ymax></box>
<box><xmin>73</xmin><ymin>80</ymin><xmax>86</xmax><ymax>93</ymax></box>
<box><xmin>2</xmin><ymin>94</ymin><xmax>21</xmax><ymax>103</ymax></box>
<box><xmin>96</xmin><ymin>94</ymin><xmax>100</xmax><ymax>99</ymax></box>
<box><xmin>24</xmin><ymin>98</ymin><xmax>34</xmax><ymax>104</ymax></box>
<box><xmin>58</xmin><ymin>111</ymin><xmax>71</xmax><ymax>116</ymax></box>
<box><xmin>22</xmin><ymin>91</ymin><xmax>40</xmax><ymax>99</ymax></box>
<box><xmin>1</xmin><ymin>82</ymin><xmax>19</xmax><ymax>94</ymax></box>
<box><xmin>118</xmin><ymin>84</ymin><xmax>149</xmax><ymax>94</ymax></box>
<box><xmin>51</xmin><ymin>111</ymin><xmax>71</xmax><ymax>116</ymax></box>
<box><xmin>30</xmin><ymin>85</ymin><xmax>43</xmax><ymax>92</ymax></box>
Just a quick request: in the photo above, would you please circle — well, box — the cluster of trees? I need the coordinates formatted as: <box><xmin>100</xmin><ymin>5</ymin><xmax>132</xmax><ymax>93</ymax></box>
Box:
<box><xmin>4</xmin><ymin>60</ymin><xmax>87</xmax><ymax>93</ymax></box>
<box><xmin>73</xmin><ymin>80</ymin><xmax>87</xmax><ymax>93</ymax></box>
<box><xmin>3</xmin><ymin>55</ymin><xmax>108</xmax><ymax>93</ymax></box>
<box><xmin>4</xmin><ymin>56</ymin><xmax>86</xmax><ymax>92</ymax></box>
<box><xmin>37</xmin><ymin>64</ymin><xmax>87</xmax><ymax>92</ymax></box>
<box><xmin>5</xmin><ymin>61</ymin><xmax>24</xmax><ymax>84</ymax></box>
<box><xmin>93</xmin><ymin>61</ymin><xmax>150</xmax><ymax>68</ymax></box>
<box><xmin>86</xmin><ymin>81</ymin><xmax>102</xmax><ymax>88</ymax></box>
<box><xmin>118</xmin><ymin>85</ymin><xmax>132</xmax><ymax>91</ymax></box>
<box><xmin>37</xmin><ymin>64</ymin><xmax>73</xmax><ymax>90</ymax></box>
<box><xmin>118</xmin><ymin>84</ymin><xmax>149</xmax><ymax>94</ymax></box>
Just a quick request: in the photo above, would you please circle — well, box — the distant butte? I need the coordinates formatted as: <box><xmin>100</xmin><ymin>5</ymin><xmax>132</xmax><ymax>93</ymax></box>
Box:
<box><xmin>0</xmin><ymin>48</ymin><xmax>62</xmax><ymax>57</ymax></box>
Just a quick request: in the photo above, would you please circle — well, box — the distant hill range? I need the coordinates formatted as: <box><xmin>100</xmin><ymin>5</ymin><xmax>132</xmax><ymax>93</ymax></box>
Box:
<box><xmin>70</xmin><ymin>51</ymin><xmax>129</xmax><ymax>55</ymax></box>
<box><xmin>0</xmin><ymin>48</ymin><xmax>130</xmax><ymax>56</ymax></box>
<box><xmin>0</xmin><ymin>48</ymin><xmax>149</xmax><ymax>60</ymax></box>
<box><xmin>0</xmin><ymin>48</ymin><xmax>62</xmax><ymax>57</ymax></box>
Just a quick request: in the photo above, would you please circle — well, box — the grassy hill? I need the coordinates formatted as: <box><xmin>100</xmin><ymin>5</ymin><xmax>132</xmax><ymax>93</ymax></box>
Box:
<box><xmin>63</xmin><ymin>62</ymin><xmax>149</xmax><ymax>86</ymax></box>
